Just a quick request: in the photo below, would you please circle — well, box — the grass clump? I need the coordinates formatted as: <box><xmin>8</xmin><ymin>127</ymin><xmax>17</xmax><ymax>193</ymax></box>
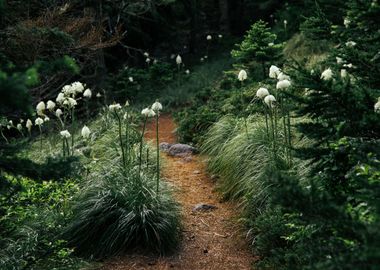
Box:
<box><xmin>64</xmin><ymin>105</ymin><xmax>181</xmax><ymax>259</ymax></box>
<box><xmin>65</xmin><ymin>167</ymin><xmax>180</xmax><ymax>258</ymax></box>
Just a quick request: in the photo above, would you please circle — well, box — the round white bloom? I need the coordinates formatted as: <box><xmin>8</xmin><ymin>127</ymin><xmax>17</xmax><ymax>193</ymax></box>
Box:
<box><xmin>26</xmin><ymin>119</ymin><xmax>33</xmax><ymax>131</ymax></box>
<box><xmin>148</xmin><ymin>109</ymin><xmax>156</xmax><ymax>117</ymax></box>
<box><xmin>142</xmin><ymin>108</ymin><xmax>156</xmax><ymax>117</ymax></box>
<box><xmin>340</xmin><ymin>69</ymin><xmax>348</xmax><ymax>78</ymax></box>
<box><xmin>269</xmin><ymin>65</ymin><xmax>280</xmax><ymax>78</ymax></box>
<box><xmin>109</xmin><ymin>103</ymin><xmax>122</xmax><ymax>111</ymax></box>
<box><xmin>238</xmin><ymin>69</ymin><xmax>247</xmax><ymax>81</ymax></box>
<box><xmin>64</xmin><ymin>97</ymin><xmax>77</xmax><ymax>108</ymax></box>
<box><xmin>96</xmin><ymin>93</ymin><xmax>101</xmax><ymax>98</ymax></box>
<box><xmin>264</xmin><ymin>95</ymin><xmax>276</xmax><ymax>108</ymax></box>
<box><xmin>200</xmin><ymin>57</ymin><xmax>204</xmax><ymax>62</ymax></box>
<box><xmin>60</xmin><ymin>130</ymin><xmax>71</xmax><ymax>138</ymax></box>
<box><xmin>153</xmin><ymin>59</ymin><xmax>158</xmax><ymax>64</ymax></box>
<box><xmin>146</xmin><ymin>58</ymin><xmax>151</xmax><ymax>63</ymax></box>
<box><xmin>204</xmin><ymin>55</ymin><xmax>208</xmax><ymax>59</ymax></box>
<box><xmin>141</xmin><ymin>108</ymin><xmax>150</xmax><ymax>116</ymax></box>
<box><xmin>176</xmin><ymin>55</ymin><xmax>182</xmax><ymax>65</ymax></box>
<box><xmin>62</xmin><ymin>85</ymin><xmax>73</xmax><ymax>96</ymax></box>
<box><xmin>276</xmin><ymin>79</ymin><xmax>291</xmax><ymax>90</ymax></box>
<box><xmin>346</xmin><ymin>41</ymin><xmax>356</xmax><ymax>47</ymax></box>
<box><xmin>284</xmin><ymin>20</ymin><xmax>288</xmax><ymax>26</ymax></box>
<box><xmin>71</xmin><ymin>81</ymin><xmax>85</xmax><ymax>93</ymax></box>
<box><xmin>35</xmin><ymin>117</ymin><xmax>44</xmax><ymax>126</ymax></box>
<box><xmin>207</xmin><ymin>35</ymin><xmax>212</xmax><ymax>40</ymax></box>
<box><xmin>268</xmin><ymin>42</ymin><xmax>274</xmax><ymax>46</ymax></box>
<box><xmin>46</xmin><ymin>100</ymin><xmax>56</xmax><ymax>110</ymax></box>
<box><xmin>218</xmin><ymin>34</ymin><xmax>223</xmax><ymax>38</ymax></box>
<box><xmin>128</xmin><ymin>77</ymin><xmax>134</xmax><ymax>82</ymax></box>
<box><xmin>8</xmin><ymin>120</ymin><xmax>13</xmax><ymax>126</ymax></box>
<box><xmin>56</xmin><ymin>93</ymin><xmax>65</xmax><ymax>104</ymax></box>
<box><xmin>17</xmin><ymin>123</ymin><xmax>22</xmax><ymax>131</ymax></box>
<box><xmin>185</xmin><ymin>69</ymin><xmax>190</xmax><ymax>74</ymax></box>
<box><xmin>20</xmin><ymin>119</ymin><xmax>24</xmax><ymax>123</ymax></box>
<box><xmin>36</xmin><ymin>101</ymin><xmax>46</xmax><ymax>115</ymax></box>
<box><xmin>152</xmin><ymin>101</ymin><xmax>163</xmax><ymax>112</ymax></box>
<box><xmin>374</xmin><ymin>98</ymin><xmax>380</xmax><ymax>113</ymax></box>
<box><xmin>125</xmin><ymin>100</ymin><xmax>130</xmax><ymax>107</ymax></box>
<box><xmin>44</xmin><ymin>116</ymin><xmax>50</xmax><ymax>122</ymax></box>
<box><xmin>144</xmin><ymin>52</ymin><xmax>149</xmax><ymax>57</ymax></box>
<box><xmin>69</xmin><ymin>82</ymin><xmax>84</xmax><ymax>95</ymax></box>
<box><xmin>83</xmin><ymin>89</ymin><xmax>92</xmax><ymax>98</ymax></box>
<box><xmin>256</xmin><ymin>88</ymin><xmax>270</xmax><ymax>99</ymax></box>
<box><xmin>344</xmin><ymin>18</ymin><xmax>350</xmax><ymax>28</ymax></box>
<box><xmin>277</xmin><ymin>72</ymin><xmax>290</xmax><ymax>81</ymax></box>
<box><xmin>56</xmin><ymin>109</ymin><xmax>63</xmax><ymax>118</ymax></box>
<box><xmin>81</xmin><ymin>125</ymin><xmax>91</xmax><ymax>139</ymax></box>
<box><xmin>321</xmin><ymin>68</ymin><xmax>333</xmax><ymax>81</ymax></box>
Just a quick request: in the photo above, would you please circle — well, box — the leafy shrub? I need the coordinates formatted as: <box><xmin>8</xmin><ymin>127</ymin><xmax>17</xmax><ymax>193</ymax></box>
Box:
<box><xmin>0</xmin><ymin>176</ymin><xmax>87</xmax><ymax>270</ymax></box>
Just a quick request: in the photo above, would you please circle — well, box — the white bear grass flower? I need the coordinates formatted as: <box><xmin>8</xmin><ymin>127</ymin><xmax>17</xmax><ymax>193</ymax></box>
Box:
<box><xmin>269</xmin><ymin>65</ymin><xmax>280</xmax><ymax>79</ymax></box>
<box><xmin>26</xmin><ymin>119</ymin><xmax>33</xmax><ymax>131</ymax></box>
<box><xmin>176</xmin><ymin>55</ymin><xmax>182</xmax><ymax>65</ymax></box>
<box><xmin>238</xmin><ymin>69</ymin><xmax>247</xmax><ymax>81</ymax></box>
<box><xmin>81</xmin><ymin>125</ymin><xmax>91</xmax><ymax>139</ymax></box>
<box><xmin>60</xmin><ymin>130</ymin><xmax>71</xmax><ymax>138</ymax></box>
<box><xmin>256</xmin><ymin>88</ymin><xmax>270</xmax><ymax>99</ymax></box>
<box><xmin>56</xmin><ymin>93</ymin><xmax>65</xmax><ymax>104</ymax></box>
<box><xmin>321</xmin><ymin>68</ymin><xmax>333</xmax><ymax>81</ymax></box>
<box><xmin>36</xmin><ymin>101</ymin><xmax>46</xmax><ymax>115</ymax></box>
<box><xmin>152</xmin><ymin>101</ymin><xmax>163</xmax><ymax>112</ymax></box>
<box><xmin>47</xmin><ymin>100</ymin><xmax>56</xmax><ymax>111</ymax></box>
<box><xmin>264</xmin><ymin>95</ymin><xmax>276</xmax><ymax>108</ymax></box>
<box><xmin>55</xmin><ymin>109</ymin><xmax>63</xmax><ymax>118</ymax></box>
<box><xmin>277</xmin><ymin>72</ymin><xmax>290</xmax><ymax>81</ymax></box>
<box><xmin>207</xmin><ymin>35</ymin><xmax>212</xmax><ymax>41</ymax></box>
<box><xmin>109</xmin><ymin>104</ymin><xmax>122</xmax><ymax>112</ymax></box>
<box><xmin>35</xmin><ymin>117</ymin><xmax>44</xmax><ymax>126</ymax></box>
<box><xmin>83</xmin><ymin>89</ymin><xmax>92</xmax><ymax>98</ymax></box>
<box><xmin>375</xmin><ymin>98</ymin><xmax>380</xmax><ymax>113</ymax></box>
<box><xmin>141</xmin><ymin>108</ymin><xmax>156</xmax><ymax>117</ymax></box>
<box><xmin>276</xmin><ymin>79</ymin><xmax>291</xmax><ymax>90</ymax></box>
<box><xmin>340</xmin><ymin>69</ymin><xmax>348</xmax><ymax>78</ymax></box>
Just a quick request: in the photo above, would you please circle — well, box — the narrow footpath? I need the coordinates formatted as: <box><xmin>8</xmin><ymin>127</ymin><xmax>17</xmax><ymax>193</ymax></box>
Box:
<box><xmin>101</xmin><ymin>114</ymin><xmax>253</xmax><ymax>270</ymax></box>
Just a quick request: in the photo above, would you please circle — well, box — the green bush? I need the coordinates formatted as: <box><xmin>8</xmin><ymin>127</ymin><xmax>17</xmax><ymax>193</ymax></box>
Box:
<box><xmin>0</xmin><ymin>176</ymin><xmax>87</xmax><ymax>270</ymax></box>
<box><xmin>65</xmin><ymin>166</ymin><xmax>181</xmax><ymax>258</ymax></box>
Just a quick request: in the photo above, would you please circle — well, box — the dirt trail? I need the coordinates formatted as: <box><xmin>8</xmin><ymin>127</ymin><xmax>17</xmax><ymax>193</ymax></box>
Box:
<box><xmin>101</xmin><ymin>114</ymin><xmax>253</xmax><ymax>270</ymax></box>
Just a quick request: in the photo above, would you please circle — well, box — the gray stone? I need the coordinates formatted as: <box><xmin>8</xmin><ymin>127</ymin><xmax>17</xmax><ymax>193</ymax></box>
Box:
<box><xmin>159</xmin><ymin>142</ymin><xmax>172</xmax><ymax>152</ymax></box>
<box><xmin>168</xmin><ymin>143</ymin><xmax>197</xmax><ymax>156</ymax></box>
<box><xmin>192</xmin><ymin>203</ymin><xmax>217</xmax><ymax>212</ymax></box>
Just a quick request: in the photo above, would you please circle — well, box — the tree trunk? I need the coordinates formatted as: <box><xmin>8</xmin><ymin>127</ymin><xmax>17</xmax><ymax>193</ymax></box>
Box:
<box><xmin>218</xmin><ymin>0</ymin><xmax>230</xmax><ymax>34</ymax></box>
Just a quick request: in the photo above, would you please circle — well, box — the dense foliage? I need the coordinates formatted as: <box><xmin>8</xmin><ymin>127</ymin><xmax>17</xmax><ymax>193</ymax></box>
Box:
<box><xmin>1</xmin><ymin>0</ymin><xmax>379</xmax><ymax>269</ymax></box>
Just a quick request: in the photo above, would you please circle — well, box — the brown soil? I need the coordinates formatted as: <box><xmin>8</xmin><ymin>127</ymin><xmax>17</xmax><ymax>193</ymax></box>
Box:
<box><xmin>100</xmin><ymin>114</ymin><xmax>253</xmax><ymax>270</ymax></box>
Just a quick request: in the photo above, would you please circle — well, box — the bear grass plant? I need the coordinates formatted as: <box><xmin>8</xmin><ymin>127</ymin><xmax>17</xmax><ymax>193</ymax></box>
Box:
<box><xmin>202</xmin><ymin>114</ymin><xmax>310</xmax><ymax>208</ymax></box>
<box><xmin>64</xmin><ymin>103</ymin><xmax>181</xmax><ymax>259</ymax></box>
<box><xmin>65</xmin><ymin>165</ymin><xmax>180</xmax><ymax>258</ymax></box>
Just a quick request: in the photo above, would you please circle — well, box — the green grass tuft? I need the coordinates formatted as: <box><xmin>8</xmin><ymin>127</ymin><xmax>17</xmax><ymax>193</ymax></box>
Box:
<box><xmin>65</xmin><ymin>164</ymin><xmax>181</xmax><ymax>259</ymax></box>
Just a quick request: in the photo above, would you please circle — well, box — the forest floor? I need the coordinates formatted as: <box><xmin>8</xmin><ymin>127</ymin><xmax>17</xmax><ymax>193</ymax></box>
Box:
<box><xmin>100</xmin><ymin>114</ymin><xmax>253</xmax><ymax>270</ymax></box>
